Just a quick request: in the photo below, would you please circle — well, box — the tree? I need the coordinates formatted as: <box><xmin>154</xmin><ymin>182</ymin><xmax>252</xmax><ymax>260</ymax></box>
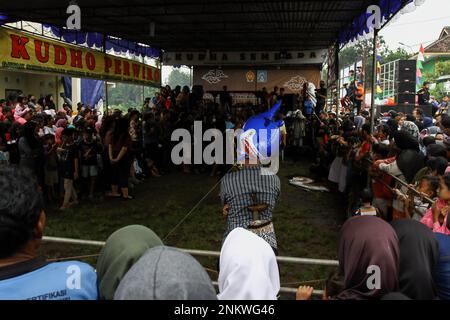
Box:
<box><xmin>339</xmin><ymin>36</ymin><xmax>388</xmax><ymax>69</ymax></box>
<box><xmin>425</xmin><ymin>61</ymin><xmax>450</xmax><ymax>101</ymax></box>
<box><xmin>108</xmin><ymin>82</ymin><xmax>143</xmax><ymax>111</ymax></box>
<box><xmin>382</xmin><ymin>47</ymin><xmax>410</xmax><ymax>63</ymax></box>
<box><xmin>339</xmin><ymin>36</ymin><xmax>389</xmax><ymax>89</ymax></box>
<box><xmin>165</xmin><ymin>69</ymin><xmax>191</xmax><ymax>89</ymax></box>
<box><xmin>430</xmin><ymin>83</ymin><xmax>446</xmax><ymax>101</ymax></box>
<box><xmin>436</xmin><ymin>60</ymin><xmax>450</xmax><ymax>78</ymax></box>
<box><xmin>338</xmin><ymin>36</ymin><xmax>411</xmax><ymax>89</ymax></box>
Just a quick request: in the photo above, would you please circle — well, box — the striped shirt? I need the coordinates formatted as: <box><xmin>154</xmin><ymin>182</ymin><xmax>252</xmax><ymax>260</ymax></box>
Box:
<box><xmin>220</xmin><ymin>165</ymin><xmax>280</xmax><ymax>248</ymax></box>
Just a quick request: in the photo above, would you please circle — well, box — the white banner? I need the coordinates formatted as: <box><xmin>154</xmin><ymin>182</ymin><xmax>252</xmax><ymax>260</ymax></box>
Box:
<box><xmin>163</xmin><ymin>50</ymin><xmax>326</xmax><ymax>66</ymax></box>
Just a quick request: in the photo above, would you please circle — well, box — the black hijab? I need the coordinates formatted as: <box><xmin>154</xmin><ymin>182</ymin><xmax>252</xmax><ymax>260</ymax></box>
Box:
<box><xmin>391</xmin><ymin>219</ymin><xmax>439</xmax><ymax>300</ymax></box>
<box><xmin>394</xmin><ymin>130</ymin><xmax>419</xmax><ymax>151</ymax></box>
<box><xmin>397</xmin><ymin>149</ymin><xmax>425</xmax><ymax>183</ymax></box>
<box><xmin>394</xmin><ymin>130</ymin><xmax>424</xmax><ymax>183</ymax></box>
<box><xmin>334</xmin><ymin>216</ymin><xmax>400</xmax><ymax>300</ymax></box>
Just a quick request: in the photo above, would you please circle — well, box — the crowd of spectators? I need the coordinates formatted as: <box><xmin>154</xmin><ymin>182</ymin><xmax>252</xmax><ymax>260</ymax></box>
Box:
<box><xmin>3</xmin><ymin>82</ymin><xmax>450</xmax><ymax>300</ymax></box>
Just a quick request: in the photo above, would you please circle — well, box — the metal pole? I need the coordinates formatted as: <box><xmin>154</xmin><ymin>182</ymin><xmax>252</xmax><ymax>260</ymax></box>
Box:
<box><xmin>142</xmin><ymin>55</ymin><xmax>145</xmax><ymax>110</ymax></box>
<box><xmin>370</xmin><ymin>28</ymin><xmax>379</xmax><ymax>134</ymax></box>
<box><xmin>335</xmin><ymin>42</ymin><xmax>340</xmax><ymax>113</ymax></box>
<box><xmin>102</xmin><ymin>34</ymin><xmax>109</xmax><ymax>115</ymax></box>
<box><xmin>104</xmin><ymin>81</ymin><xmax>108</xmax><ymax>115</ymax></box>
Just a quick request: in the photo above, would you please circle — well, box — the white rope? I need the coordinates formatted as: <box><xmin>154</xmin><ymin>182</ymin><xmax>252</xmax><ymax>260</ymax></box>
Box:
<box><xmin>162</xmin><ymin>166</ymin><xmax>234</xmax><ymax>241</ymax></box>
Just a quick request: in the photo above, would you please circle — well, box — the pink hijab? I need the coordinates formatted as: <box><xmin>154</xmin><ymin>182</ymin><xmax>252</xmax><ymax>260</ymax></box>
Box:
<box><xmin>55</xmin><ymin>119</ymin><xmax>68</xmax><ymax>145</ymax></box>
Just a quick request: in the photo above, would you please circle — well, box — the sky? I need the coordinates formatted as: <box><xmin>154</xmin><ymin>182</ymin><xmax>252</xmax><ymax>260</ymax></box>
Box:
<box><xmin>380</xmin><ymin>0</ymin><xmax>450</xmax><ymax>52</ymax></box>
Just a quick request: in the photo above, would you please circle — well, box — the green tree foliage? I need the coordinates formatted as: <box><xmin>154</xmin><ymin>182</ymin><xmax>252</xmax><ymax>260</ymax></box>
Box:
<box><xmin>436</xmin><ymin>60</ymin><xmax>450</xmax><ymax>77</ymax></box>
<box><xmin>383</xmin><ymin>47</ymin><xmax>410</xmax><ymax>63</ymax></box>
<box><xmin>423</xmin><ymin>61</ymin><xmax>450</xmax><ymax>84</ymax></box>
<box><xmin>430</xmin><ymin>83</ymin><xmax>446</xmax><ymax>101</ymax></box>
<box><xmin>165</xmin><ymin>69</ymin><xmax>191</xmax><ymax>89</ymax></box>
<box><xmin>426</xmin><ymin>61</ymin><xmax>450</xmax><ymax>101</ymax></box>
<box><xmin>107</xmin><ymin>82</ymin><xmax>157</xmax><ymax>111</ymax></box>
<box><xmin>339</xmin><ymin>36</ymin><xmax>411</xmax><ymax>88</ymax></box>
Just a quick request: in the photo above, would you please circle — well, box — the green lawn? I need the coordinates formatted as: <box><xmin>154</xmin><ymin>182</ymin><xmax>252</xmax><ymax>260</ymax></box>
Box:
<box><xmin>40</xmin><ymin>160</ymin><xmax>345</xmax><ymax>298</ymax></box>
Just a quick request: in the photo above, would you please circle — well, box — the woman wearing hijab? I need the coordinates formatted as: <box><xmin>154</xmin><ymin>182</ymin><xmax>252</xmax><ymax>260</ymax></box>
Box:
<box><xmin>391</xmin><ymin>219</ymin><xmax>438</xmax><ymax>300</ymax></box>
<box><xmin>96</xmin><ymin>225</ymin><xmax>163</xmax><ymax>300</ymax></box>
<box><xmin>334</xmin><ymin>216</ymin><xmax>400</xmax><ymax>300</ymax></box>
<box><xmin>217</xmin><ymin>227</ymin><xmax>280</xmax><ymax>300</ymax></box>
<box><xmin>394</xmin><ymin>130</ymin><xmax>425</xmax><ymax>184</ymax></box>
<box><xmin>18</xmin><ymin>121</ymin><xmax>44</xmax><ymax>185</ymax></box>
<box><xmin>114</xmin><ymin>246</ymin><xmax>217</xmax><ymax>300</ymax></box>
<box><xmin>378</xmin><ymin>130</ymin><xmax>425</xmax><ymax>219</ymax></box>
<box><xmin>55</xmin><ymin>119</ymin><xmax>68</xmax><ymax>146</ymax></box>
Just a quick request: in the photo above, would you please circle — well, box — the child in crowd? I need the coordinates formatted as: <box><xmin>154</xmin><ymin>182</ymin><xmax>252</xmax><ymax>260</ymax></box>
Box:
<box><xmin>78</xmin><ymin>127</ymin><xmax>102</xmax><ymax>199</ymax></box>
<box><xmin>369</xmin><ymin>143</ymin><xmax>394</xmax><ymax>219</ymax></box>
<box><xmin>43</xmin><ymin>134</ymin><xmax>59</xmax><ymax>203</ymax></box>
<box><xmin>410</xmin><ymin>175</ymin><xmax>439</xmax><ymax>221</ymax></box>
<box><xmin>421</xmin><ymin>173</ymin><xmax>450</xmax><ymax>234</ymax></box>
<box><xmin>43</xmin><ymin>114</ymin><xmax>56</xmax><ymax>136</ymax></box>
<box><xmin>354</xmin><ymin>188</ymin><xmax>379</xmax><ymax>217</ymax></box>
<box><xmin>58</xmin><ymin>128</ymin><xmax>79</xmax><ymax>210</ymax></box>
<box><xmin>374</xmin><ymin>124</ymin><xmax>390</xmax><ymax>145</ymax></box>
<box><xmin>394</xmin><ymin>175</ymin><xmax>439</xmax><ymax>221</ymax></box>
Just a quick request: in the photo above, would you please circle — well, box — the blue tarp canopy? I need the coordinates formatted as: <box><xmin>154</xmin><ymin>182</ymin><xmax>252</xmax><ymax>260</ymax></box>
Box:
<box><xmin>43</xmin><ymin>25</ymin><xmax>160</xmax><ymax>60</ymax></box>
<box><xmin>338</xmin><ymin>0</ymin><xmax>418</xmax><ymax>46</ymax></box>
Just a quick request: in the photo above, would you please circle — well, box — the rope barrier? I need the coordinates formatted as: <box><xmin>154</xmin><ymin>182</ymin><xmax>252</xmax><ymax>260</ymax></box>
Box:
<box><xmin>366</xmin><ymin>158</ymin><xmax>435</xmax><ymax>204</ymax></box>
<box><xmin>47</xmin><ymin>254</ymin><xmax>100</xmax><ymax>262</ymax></box>
<box><xmin>162</xmin><ymin>166</ymin><xmax>233</xmax><ymax>242</ymax></box>
<box><xmin>42</xmin><ymin>236</ymin><xmax>339</xmax><ymax>266</ymax></box>
<box><xmin>42</xmin><ymin>236</ymin><xmax>333</xmax><ymax>297</ymax></box>
<box><xmin>281</xmin><ymin>278</ymin><xmax>327</xmax><ymax>286</ymax></box>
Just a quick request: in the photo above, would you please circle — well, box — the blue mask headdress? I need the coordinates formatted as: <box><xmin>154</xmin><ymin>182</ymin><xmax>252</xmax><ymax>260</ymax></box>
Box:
<box><xmin>239</xmin><ymin>101</ymin><xmax>284</xmax><ymax>161</ymax></box>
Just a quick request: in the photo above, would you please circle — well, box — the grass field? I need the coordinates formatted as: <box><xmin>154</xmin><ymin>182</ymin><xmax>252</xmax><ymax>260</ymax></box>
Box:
<box><xmin>40</xmin><ymin>160</ymin><xmax>345</xmax><ymax>298</ymax></box>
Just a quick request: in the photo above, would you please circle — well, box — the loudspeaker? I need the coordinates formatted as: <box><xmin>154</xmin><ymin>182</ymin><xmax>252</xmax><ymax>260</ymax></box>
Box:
<box><xmin>398</xmin><ymin>72</ymin><xmax>416</xmax><ymax>82</ymax></box>
<box><xmin>397</xmin><ymin>81</ymin><xmax>416</xmax><ymax>93</ymax></box>
<box><xmin>398</xmin><ymin>60</ymin><xmax>416</xmax><ymax>72</ymax></box>
<box><xmin>396</xmin><ymin>60</ymin><xmax>416</xmax><ymax>84</ymax></box>
<box><xmin>397</xmin><ymin>93</ymin><xmax>416</xmax><ymax>105</ymax></box>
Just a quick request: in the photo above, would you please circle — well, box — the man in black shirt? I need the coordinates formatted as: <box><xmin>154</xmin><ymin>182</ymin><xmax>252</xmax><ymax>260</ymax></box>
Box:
<box><xmin>315</xmin><ymin>80</ymin><xmax>327</xmax><ymax>114</ymax></box>
<box><xmin>219</xmin><ymin>85</ymin><xmax>232</xmax><ymax>113</ymax></box>
<box><xmin>269</xmin><ymin>86</ymin><xmax>279</xmax><ymax>107</ymax></box>
<box><xmin>417</xmin><ymin>81</ymin><xmax>431</xmax><ymax>106</ymax></box>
